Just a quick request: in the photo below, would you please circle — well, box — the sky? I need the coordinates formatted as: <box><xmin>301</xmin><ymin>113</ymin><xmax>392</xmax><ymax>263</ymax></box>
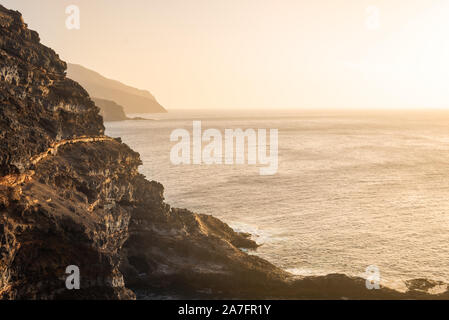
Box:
<box><xmin>2</xmin><ymin>0</ymin><xmax>449</xmax><ymax>110</ymax></box>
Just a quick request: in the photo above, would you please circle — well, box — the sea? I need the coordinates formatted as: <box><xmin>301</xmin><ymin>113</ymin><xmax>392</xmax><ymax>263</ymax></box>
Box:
<box><xmin>105</xmin><ymin>109</ymin><xmax>449</xmax><ymax>291</ymax></box>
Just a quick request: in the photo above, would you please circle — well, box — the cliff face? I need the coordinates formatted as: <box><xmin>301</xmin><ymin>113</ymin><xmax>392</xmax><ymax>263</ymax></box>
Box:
<box><xmin>0</xmin><ymin>6</ymin><xmax>134</xmax><ymax>299</ymax></box>
<box><xmin>0</xmin><ymin>11</ymin><xmax>104</xmax><ymax>177</ymax></box>
<box><xmin>92</xmin><ymin>98</ymin><xmax>128</xmax><ymax>121</ymax></box>
<box><xmin>0</xmin><ymin>5</ymin><xmax>448</xmax><ymax>300</ymax></box>
<box><xmin>67</xmin><ymin>64</ymin><xmax>167</xmax><ymax>114</ymax></box>
<box><xmin>93</xmin><ymin>98</ymin><xmax>152</xmax><ymax>121</ymax></box>
<box><xmin>0</xmin><ymin>5</ymin><xmax>261</xmax><ymax>300</ymax></box>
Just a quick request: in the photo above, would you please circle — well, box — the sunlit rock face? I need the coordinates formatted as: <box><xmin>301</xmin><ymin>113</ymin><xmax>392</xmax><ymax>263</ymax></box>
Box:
<box><xmin>92</xmin><ymin>98</ymin><xmax>128</xmax><ymax>121</ymax></box>
<box><xmin>1</xmin><ymin>4</ymin><xmax>448</xmax><ymax>300</ymax></box>
<box><xmin>0</xmin><ymin>4</ymin><xmax>261</xmax><ymax>300</ymax></box>
<box><xmin>0</xmin><ymin>4</ymin><xmax>135</xmax><ymax>299</ymax></box>
<box><xmin>0</xmin><ymin>6</ymin><xmax>104</xmax><ymax>177</ymax></box>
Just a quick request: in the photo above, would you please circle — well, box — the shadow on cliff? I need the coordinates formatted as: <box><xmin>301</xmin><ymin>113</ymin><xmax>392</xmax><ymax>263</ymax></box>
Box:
<box><xmin>0</xmin><ymin>4</ymin><xmax>448</xmax><ymax>300</ymax></box>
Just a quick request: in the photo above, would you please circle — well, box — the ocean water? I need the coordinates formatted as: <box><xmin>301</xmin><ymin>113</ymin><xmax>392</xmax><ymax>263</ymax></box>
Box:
<box><xmin>105</xmin><ymin>110</ymin><xmax>449</xmax><ymax>290</ymax></box>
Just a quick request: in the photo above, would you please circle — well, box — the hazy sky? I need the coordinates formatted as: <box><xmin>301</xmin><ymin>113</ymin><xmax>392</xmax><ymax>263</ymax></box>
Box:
<box><xmin>2</xmin><ymin>0</ymin><xmax>449</xmax><ymax>110</ymax></box>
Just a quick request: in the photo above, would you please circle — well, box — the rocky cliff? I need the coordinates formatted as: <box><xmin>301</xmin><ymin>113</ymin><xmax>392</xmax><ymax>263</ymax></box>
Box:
<box><xmin>92</xmin><ymin>98</ymin><xmax>151</xmax><ymax>121</ymax></box>
<box><xmin>93</xmin><ymin>98</ymin><xmax>128</xmax><ymax>121</ymax></box>
<box><xmin>0</xmin><ymin>5</ymin><xmax>448</xmax><ymax>300</ymax></box>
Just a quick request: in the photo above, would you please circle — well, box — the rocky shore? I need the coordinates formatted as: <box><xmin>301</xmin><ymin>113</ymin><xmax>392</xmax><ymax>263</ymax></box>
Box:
<box><xmin>0</xmin><ymin>5</ymin><xmax>448</xmax><ymax>300</ymax></box>
<box><xmin>92</xmin><ymin>98</ymin><xmax>152</xmax><ymax>121</ymax></box>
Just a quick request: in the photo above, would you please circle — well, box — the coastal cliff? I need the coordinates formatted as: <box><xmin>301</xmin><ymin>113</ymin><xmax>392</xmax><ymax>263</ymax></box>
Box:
<box><xmin>92</xmin><ymin>98</ymin><xmax>152</xmax><ymax>121</ymax></box>
<box><xmin>0</xmin><ymin>5</ymin><xmax>447</xmax><ymax>300</ymax></box>
<box><xmin>67</xmin><ymin>63</ymin><xmax>167</xmax><ymax>114</ymax></box>
<box><xmin>93</xmin><ymin>98</ymin><xmax>129</xmax><ymax>121</ymax></box>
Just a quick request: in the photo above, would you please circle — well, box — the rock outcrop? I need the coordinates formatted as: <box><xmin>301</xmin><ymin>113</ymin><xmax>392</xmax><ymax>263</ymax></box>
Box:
<box><xmin>93</xmin><ymin>98</ymin><xmax>128</xmax><ymax>121</ymax></box>
<box><xmin>0</xmin><ymin>5</ymin><xmax>448</xmax><ymax>300</ymax></box>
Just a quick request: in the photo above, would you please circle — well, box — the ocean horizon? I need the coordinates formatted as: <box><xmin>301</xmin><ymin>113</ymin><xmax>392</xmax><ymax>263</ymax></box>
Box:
<box><xmin>106</xmin><ymin>109</ymin><xmax>449</xmax><ymax>292</ymax></box>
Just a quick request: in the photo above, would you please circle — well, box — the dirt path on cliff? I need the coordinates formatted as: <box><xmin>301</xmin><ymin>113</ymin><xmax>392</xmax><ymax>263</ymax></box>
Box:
<box><xmin>0</xmin><ymin>136</ymin><xmax>115</xmax><ymax>187</ymax></box>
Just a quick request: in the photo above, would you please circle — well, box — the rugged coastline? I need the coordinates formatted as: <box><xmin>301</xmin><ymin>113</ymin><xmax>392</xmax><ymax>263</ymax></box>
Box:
<box><xmin>67</xmin><ymin>63</ymin><xmax>167</xmax><ymax>114</ymax></box>
<box><xmin>92</xmin><ymin>98</ymin><xmax>152</xmax><ymax>121</ymax></box>
<box><xmin>0</xmin><ymin>5</ymin><xmax>448</xmax><ymax>300</ymax></box>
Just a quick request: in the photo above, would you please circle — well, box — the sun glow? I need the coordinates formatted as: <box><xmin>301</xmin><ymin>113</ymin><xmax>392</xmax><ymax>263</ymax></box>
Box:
<box><xmin>3</xmin><ymin>0</ymin><xmax>449</xmax><ymax>110</ymax></box>
<box><xmin>344</xmin><ymin>1</ymin><xmax>449</xmax><ymax>109</ymax></box>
